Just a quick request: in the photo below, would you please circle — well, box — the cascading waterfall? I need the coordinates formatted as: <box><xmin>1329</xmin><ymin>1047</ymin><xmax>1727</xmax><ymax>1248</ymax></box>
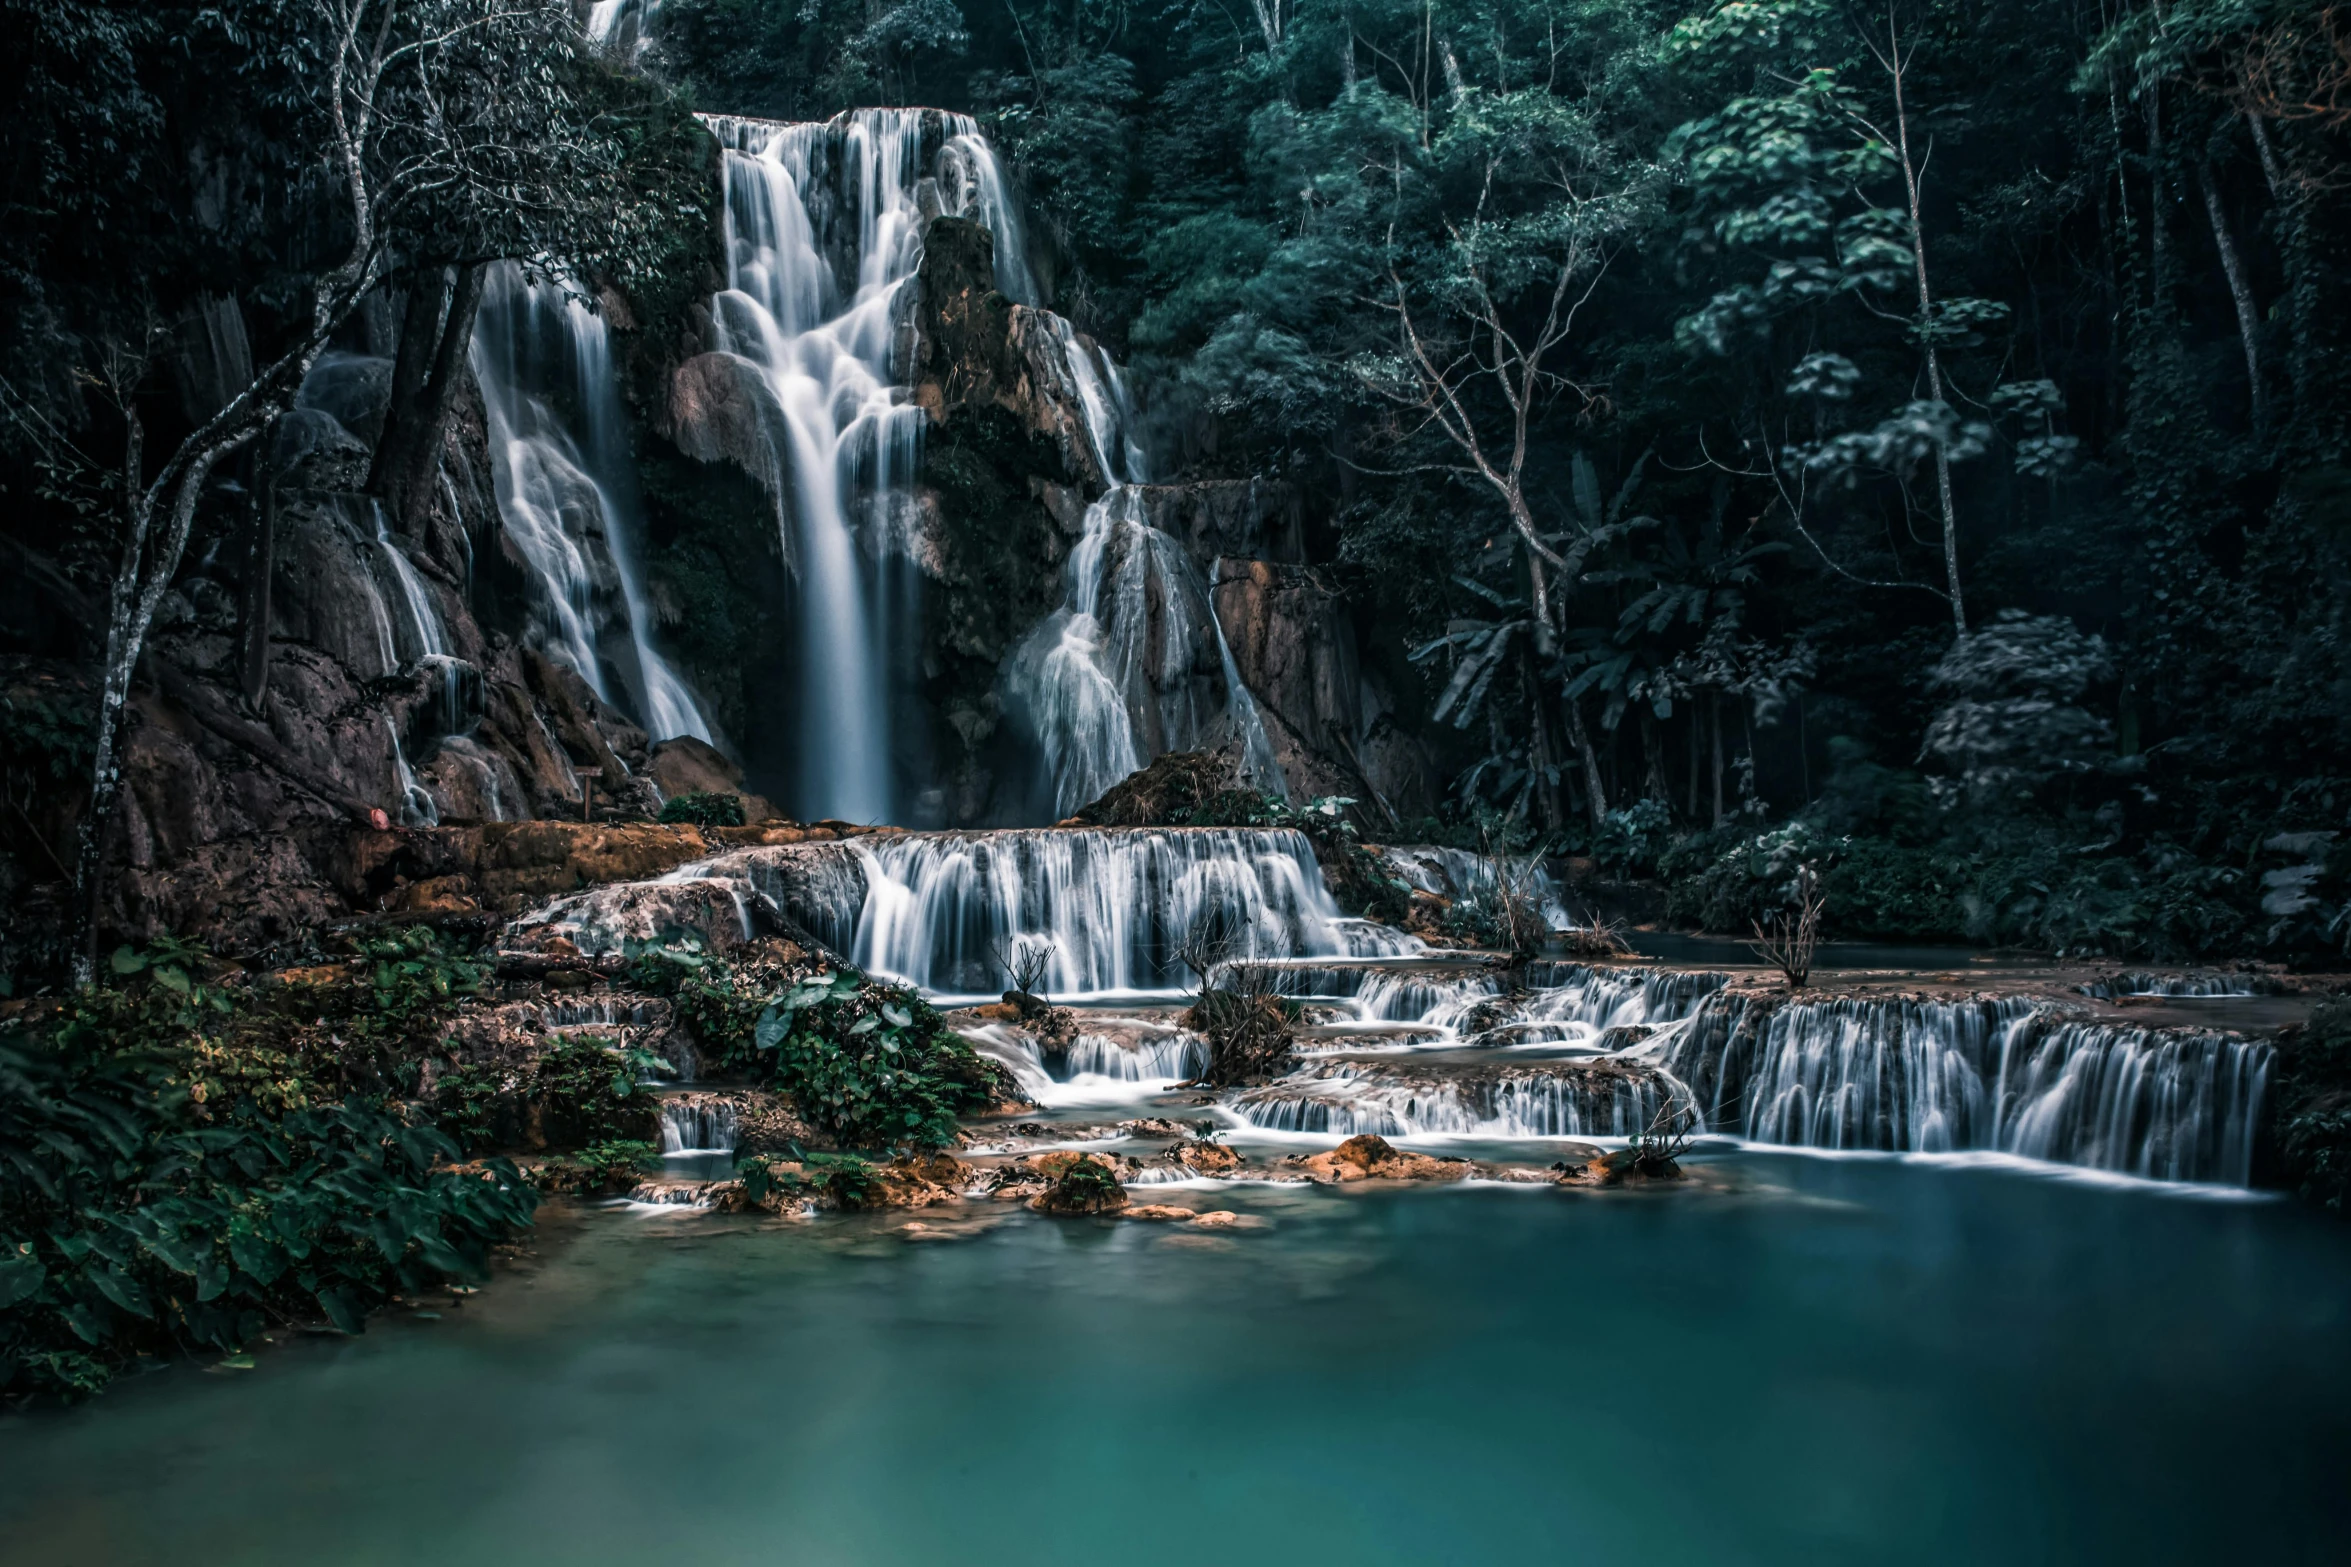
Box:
<box><xmin>2082</xmin><ymin>972</ymin><xmax>2262</xmax><ymax>999</ymax></box>
<box><xmin>1660</xmin><ymin>994</ymin><xmax>2273</xmax><ymax>1184</ymax></box>
<box><xmin>1003</xmin><ymin>320</ymin><xmax>1283</xmax><ymax>817</ymax></box>
<box><xmin>704</xmin><ymin>109</ymin><xmax>1038</xmax><ymax>823</ymax></box>
<box><xmin>967</xmin><ymin>1020</ymin><xmax>1207</xmax><ymax>1108</ymax></box>
<box><xmin>835</xmin><ymin>826</ymin><xmax>1416</xmax><ymax>997</ymax></box>
<box><xmin>471</xmin><ymin>263</ymin><xmax>713</xmax><ymax>745</ymax></box>
<box><xmin>1235</xmin><ymin>1059</ymin><xmax>1673</xmax><ymax>1139</ymax></box>
<box><xmin>659</xmin><ymin>1097</ymin><xmax>738</xmax><ymax>1155</ymax></box>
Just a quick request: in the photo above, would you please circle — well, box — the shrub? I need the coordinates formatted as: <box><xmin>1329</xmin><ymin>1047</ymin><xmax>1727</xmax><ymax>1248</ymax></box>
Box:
<box><xmin>1</xmin><ymin>1002</ymin><xmax>533</xmax><ymax>1402</ymax></box>
<box><xmin>1593</xmin><ymin>800</ymin><xmax>1674</xmax><ymax>878</ymax></box>
<box><xmin>534</xmin><ymin>1140</ymin><xmax>659</xmax><ymax>1196</ymax></box>
<box><xmin>754</xmin><ymin>970</ymin><xmax>1010</xmax><ymax>1151</ymax></box>
<box><xmin>740</xmin><ymin>1150</ymin><xmax>881</xmax><ymax>1209</ymax></box>
<box><xmin>2274</xmin><ymin>1002</ymin><xmax>2351</xmax><ymax>1211</ymax></box>
<box><xmin>530</xmin><ymin>1036</ymin><xmax>661</xmax><ymax>1146</ymax></box>
<box><xmin>658</xmin><ymin>791</ymin><xmax>746</xmax><ymax>828</ymax></box>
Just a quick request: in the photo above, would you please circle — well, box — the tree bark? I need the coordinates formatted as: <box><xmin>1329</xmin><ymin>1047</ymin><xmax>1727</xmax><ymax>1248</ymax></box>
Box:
<box><xmin>1560</xmin><ymin>692</ymin><xmax>1607</xmax><ymax>832</ymax></box>
<box><xmin>2196</xmin><ymin>162</ymin><xmax>2267</xmax><ymax>434</ymax></box>
<box><xmin>238</xmin><ymin>420</ymin><xmax>280</xmax><ymax>703</ymax></box>
<box><xmin>1711</xmin><ymin>693</ymin><xmax>1726</xmax><ymax>827</ymax></box>
<box><xmin>1525</xmin><ymin>662</ymin><xmax>1564</xmax><ymax>831</ymax></box>
<box><xmin>369</xmin><ymin>261</ymin><xmax>487</xmax><ymax>534</ymax></box>
<box><xmin>1884</xmin><ymin>16</ymin><xmax>1966</xmax><ymax>631</ymax></box>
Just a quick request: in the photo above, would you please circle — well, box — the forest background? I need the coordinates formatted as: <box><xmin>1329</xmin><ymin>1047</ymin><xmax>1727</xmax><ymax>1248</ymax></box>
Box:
<box><xmin>7</xmin><ymin>0</ymin><xmax>2351</xmax><ymax>963</ymax></box>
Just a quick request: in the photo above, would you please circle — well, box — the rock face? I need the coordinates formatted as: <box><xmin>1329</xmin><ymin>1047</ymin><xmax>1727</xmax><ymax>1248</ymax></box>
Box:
<box><xmin>0</xmin><ymin>343</ymin><xmax>713</xmax><ymax>970</ymax></box>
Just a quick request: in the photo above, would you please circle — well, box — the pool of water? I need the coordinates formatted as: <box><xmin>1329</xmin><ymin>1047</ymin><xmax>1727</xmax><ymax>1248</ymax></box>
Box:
<box><xmin>4</xmin><ymin>1155</ymin><xmax>2347</xmax><ymax>1566</ymax></box>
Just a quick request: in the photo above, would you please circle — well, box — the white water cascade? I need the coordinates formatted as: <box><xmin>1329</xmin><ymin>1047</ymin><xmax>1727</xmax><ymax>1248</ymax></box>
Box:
<box><xmin>1002</xmin><ymin>321</ymin><xmax>1283</xmax><ymax>817</ymax></box>
<box><xmin>471</xmin><ymin>263</ymin><xmax>713</xmax><ymax>744</ymax></box>
<box><xmin>704</xmin><ymin>110</ymin><xmax>1040</xmax><ymax>823</ymax></box>
<box><xmin>830</xmin><ymin>827</ymin><xmax>1414</xmax><ymax>998</ymax></box>
<box><xmin>1659</xmin><ymin>994</ymin><xmax>2274</xmax><ymax>1184</ymax></box>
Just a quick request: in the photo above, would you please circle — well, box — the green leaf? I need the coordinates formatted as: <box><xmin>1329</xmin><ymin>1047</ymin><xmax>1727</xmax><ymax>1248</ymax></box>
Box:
<box><xmin>225</xmin><ymin>1240</ymin><xmax>283</xmax><ymax>1287</ymax></box>
<box><xmin>110</xmin><ymin>945</ymin><xmax>146</xmax><ymax>976</ymax></box>
<box><xmin>89</xmin><ymin>1265</ymin><xmax>153</xmax><ymax>1318</ymax></box>
<box><xmin>0</xmin><ymin>1248</ymin><xmax>46</xmax><ymax>1310</ymax></box>
<box><xmin>315</xmin><ymin>1287</ymin><xmax>365</xmax><ymax>1336</ymax></box>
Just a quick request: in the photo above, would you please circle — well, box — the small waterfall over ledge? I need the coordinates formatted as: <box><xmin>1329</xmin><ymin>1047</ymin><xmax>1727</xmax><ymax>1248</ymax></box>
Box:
<box><xmin>807</xmin><ymin>826</ymin><xmax>1413</xmax><ymax>997</ymax></box>
<box><xmin>1660</xmin><ymin>994</ymin><xmax>2274</xmax><ymax>1185</ymax></box>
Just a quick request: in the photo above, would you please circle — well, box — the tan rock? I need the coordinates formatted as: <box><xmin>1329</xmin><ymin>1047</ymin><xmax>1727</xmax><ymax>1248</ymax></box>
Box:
<box><xmin>1168</xmin><ymin>1139</ymin><xmax>1243</xmax><ymax>1176</ymax></box>
<box><xmin>1291</xmin><ymin>1133</ymin><xmax>1472</xmax><ymax>1185</ymax></box>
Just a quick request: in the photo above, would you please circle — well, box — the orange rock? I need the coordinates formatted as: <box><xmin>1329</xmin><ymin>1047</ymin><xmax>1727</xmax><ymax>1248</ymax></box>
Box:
<box><xmin>1293</xmin><ymin>1133</ymin><xmax>1471</xmax><ymax>1185</ymax></box>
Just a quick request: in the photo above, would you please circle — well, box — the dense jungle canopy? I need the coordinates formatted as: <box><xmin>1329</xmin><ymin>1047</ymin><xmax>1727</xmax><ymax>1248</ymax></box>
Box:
<box><xmin>4</xmin><ymin>0</ymin><xmax>2351</xmax><ymax>965</ymax></box>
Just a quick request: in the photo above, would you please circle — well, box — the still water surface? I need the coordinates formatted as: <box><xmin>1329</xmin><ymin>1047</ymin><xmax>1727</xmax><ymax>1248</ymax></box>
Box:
<box><xmin>4</xmin><ymin>1153</ymin><xmax>2346</xmax><ymax>1566</ymax></box>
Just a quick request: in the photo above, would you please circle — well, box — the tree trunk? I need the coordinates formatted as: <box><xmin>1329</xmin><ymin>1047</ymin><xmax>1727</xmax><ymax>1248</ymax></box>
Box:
<box><xmin>1560</xmin><ymin>692</ymin><xmax>1607</xmax><ymax>832</ymax></box>
<box><xmin>74</xmin><ymin>427</ymin><xmax>253</xmax><ymax>983</ymax></box>
<box><xmin>2196</xmin><ymin>162</ymin><xmax>2266</xmax><ymax>434</ymax></box>
<box><xmin>369</xmin><ymin>261</ymin><xmax>487</xmax><ymax>535</ymax></box>
<box><xmin>1640</xmin><ymin>709</ymin><xmax>1669</xmax><ymax>803</ymax></box>
<box><xmin>1710</xmin><ymin>693</ymin><xmax>1725</xmax><ymax>827</ymax></box>
<box><xmin>1525</xmin><ymin>666</ymin><xmax>1564</xmax><ymax>831</ymax></box>
<box><xmin>237</xmin><ymin>424</ymin><xmax>280</xmax><ymax>704</ymax></box>
<box><xmin>1887</xmin><ymin>25</ymin><xmax>1966</xmax><ymax>631</ymax></box>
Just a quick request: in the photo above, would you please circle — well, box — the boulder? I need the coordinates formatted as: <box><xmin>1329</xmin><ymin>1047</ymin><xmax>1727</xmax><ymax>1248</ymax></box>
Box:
<box><xmin>1025</xmin><ymin>1153</ymin><xmax>1131</xmax><ymax>1215</ymax></box>
<box><xmin>1290</xmin><ymin>1134</ymin><xmax>1473</xmax><ymax>1185</ymax></box>
<box><xmin>1167</xmin><ymin>1138</ymin><xmax>1244</xmax><ymax>1176</ymax></box>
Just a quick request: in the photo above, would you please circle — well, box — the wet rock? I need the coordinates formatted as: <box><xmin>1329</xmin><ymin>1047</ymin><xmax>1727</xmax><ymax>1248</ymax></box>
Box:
<box><xmin>1166</xmin><ymin>1138</ymin><xmax>1244</xmax><ymax>1176</ymax></box>
<box><xmin>648</xmin><ymin>735</ymin><xmax>778</xmax><ymax>823</ymax></box>
<box><xmin>733</xmin><ymin>1093</ymin><xmax>821</xmax><ymax>1156</ymax></box>
<box><xmin>1555</xmin><ymin>1145</ymin><xmax>1686</xmax><ymax>1188</ymax></box>
<box><xmin>1026</xmin><ymin>1152</ymin><xmax>1130</xmax><ymax>1215</ymax></box>
<box><xmin>873</xmin><ymin>1151</ymin><xmax>973</xmax><ymax>1208</ymax></box>
<box><xmin>1121</xmin><ymin>1203</ymin><xmax>1201</xmax><ymax>1222</ymax></box>
<box><xmin>1288</xmin><ymin>1134</ymin><xmax>1473</xmax><ymax>1185</ymax></box>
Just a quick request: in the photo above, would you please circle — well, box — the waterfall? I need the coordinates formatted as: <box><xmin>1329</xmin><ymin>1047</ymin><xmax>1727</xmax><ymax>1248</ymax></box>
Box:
<box><xmin>1381</xmin><ymin>846</ymin><xmax>1575</xmax><ymax>932</ymax></box>
<box><xmin>658</xmin><ymin>1096</ymin><xmax>738</xmax><ymax>1155</ymax></box>
<box><xmin>1659</xmin><ymin>994</ymin><xmax>2274</xmax><ymax>1184</ymax></box>
<box><xmin>471</xmin><ymin>263</ymin><xmax>713</xmax><ymax>745</ymax></box>
<box><xmin>2082</xmin><ymin>972</ymin><xmax>2261</xmax><ymax>999</ymax></box>
<box><xmin>703</xmin><ymin>109</ymin><xmax>1036</xmax><ymax>823</ymax></box>
<box><xmin>1002</xmin><ymin>321</ymin><xmax>1283</xmax><ymax>817</ymax></box>
<box><xmin>676</xmin><ymin>826</ymin><xmax>1417</xmax><ymax>997</ymax></box>
<box><xmin>1234</xmin><ymin>1059</ymin><xmax>1670</xmax><ymax>1139</ymax></box>
<box><xmin>969</xmin><ymin>1020</ymin><xmax>1207</xmax><ymax>1108</ymax></box>
<box><xmin>838</xmin><ymin>826</ymin><xmax>1413</xmax><ymax>997</ymax></box>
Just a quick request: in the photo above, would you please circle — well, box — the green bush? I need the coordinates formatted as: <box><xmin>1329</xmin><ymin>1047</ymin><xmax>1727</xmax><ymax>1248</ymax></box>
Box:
<box><xmin>658</xmin><ymin>791</ymin><xmax>746</xmax><ymax>828</ymax></box>
<box><xmin>0</xmin><ymin>973</ymin><xmax>535</xmax><ymax>1402</ymax></box>
<box><xmin>1593</xmin><ymin>800</ymin><xmax>1675</xmax><ymax>878</ymax></box>
<box><xmin>741</xmin><ymin>1150</ymin><xmax>881</xmax><ymax>1210</ymax></box>
<box><xmin>530</xmin><ymin>1036</ymin><xmax>661</xmax><ymax>1147</ymax></box>
<box><xmin>627</xmin><ymin>940</ymin><xmax>765</xmax><ymax>1075</ymax></box>
<box><xmin>754</xmin><ymin>969</ymin><xmax>1008</xmax><ymax>1151</ymax></box>
<box><xmin>2274</xmin><ymin>1002</ymin><xmax>2351</xmax><ymax>1211</ymax></box>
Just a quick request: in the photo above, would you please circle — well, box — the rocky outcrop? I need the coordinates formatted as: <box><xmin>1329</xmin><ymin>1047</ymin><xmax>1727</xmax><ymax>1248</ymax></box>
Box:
<box><xmin>1287</xmin><ymin>1134</ymin><xmax>1475</xmax><ymax>1184</ymax></box>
